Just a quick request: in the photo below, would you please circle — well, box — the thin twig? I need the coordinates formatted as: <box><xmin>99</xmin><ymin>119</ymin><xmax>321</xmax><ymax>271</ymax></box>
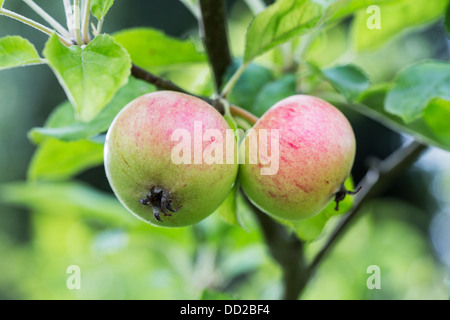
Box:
<box><xmin>23</xmin><ymin>0</ymin><xmax>71</xmax><ymax>39</ymax></box>
<box><xmin>73</xmin><ymin>0</ymin><xmax>82</xmax><ymax>45</ymax></box>
<box><xmin>81</xmin><ymin>0</ymin><xmax>91</xmax><ymax>43</ymax></box>
<box><xmin>63</xmin><ymin>0</ymin><xmax>74</xmax><ymax>41</ymax></box>
<box><xmin>0</xmin><ymin>8</ymin><xmax>72</xmax><ymax>46</ymax></box>
<box><xmin>130</xmin><ymin>64</ymin><xmax>224</xmax><ymax>114</ymax></box>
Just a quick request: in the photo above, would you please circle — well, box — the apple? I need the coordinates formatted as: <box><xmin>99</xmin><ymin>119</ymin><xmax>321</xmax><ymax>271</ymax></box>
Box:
<box><xmin>239</xmin><ymin>94</ymin><xmax>356</xmax><ymax>220</ymax></box>
<box><xmin>104</xmin><ymin>91</ymin><xmax>238</xmax><ymax>227</ymax></box>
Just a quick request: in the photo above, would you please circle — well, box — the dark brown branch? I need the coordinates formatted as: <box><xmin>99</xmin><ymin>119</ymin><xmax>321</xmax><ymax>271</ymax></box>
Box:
<box><xmin>305</xmin><ymin>140</ymin><xmax>428</xmax><ymax>288</ymax></box>
<box><xmin>198</xmin><ymin>0</ymin><xmax>232</xmax><ymax>92</ymax></box>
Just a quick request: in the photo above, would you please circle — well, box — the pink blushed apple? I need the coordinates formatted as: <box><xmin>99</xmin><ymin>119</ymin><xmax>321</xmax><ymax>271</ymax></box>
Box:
<box><xmin>104</xmin><ymin>91</ymin><xmax>238</xmax><ymax>227</ymax></box>
<box><xmin>239</xmin><ymin>95</ymin><xmax>356</xmax><ymax>220</ymax></box>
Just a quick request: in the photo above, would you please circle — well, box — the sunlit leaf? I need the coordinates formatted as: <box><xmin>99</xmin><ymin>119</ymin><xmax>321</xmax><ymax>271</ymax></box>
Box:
<box><xmin>44</xmin><ymin>33</ymin><xmax>131</xmax><ymax>122</ymax></box>
<box><xmin>385</xmin><ymin>61</ymin><xmax>450</xmax><ymax>123</ymax></box>
<box><xmin>352</xmin><ymin>0</ymin><xmax>449</xmax><ymax>52</ymax></box>
<box><xmin>423</xmin><ymin>98</ymin><xmax>450</xmax><ymax>145</ymax></box>
<box><xmin>113</xmin><ymin>28</ymin><xmax>205</xmax><ymax>72</ymax></box>
<box><xmin>28</xmin><ymin>77</ymin><xmax>155</xmax><ymax>142</ymax></box>
<box><xmin>323</xmin><ymin>64</ymin><xmax>370</xmax><ymax>102</ymax></box>
<box><xmin>0</xmin><ymin>36</ymin><xmax>42</xmax><ymax>70</ymax></box>
<box><xmin>90</xmin><ymin>0</ymin><xmax>114</xmax><ymax>21</ymax></box>
<box><xmin>28</xmin><ymin>138</ymin><xmax>104</xmax><ymax>181</ymax></box>
<box><xmin>244</xmin><ymin>0</ymin><xmax>325</xmax><ymax>62</ymax></box>
<box><xmin>327</xmin><ymin>0</ymin><xmax>390</xmax><ymax>23</ymax></box>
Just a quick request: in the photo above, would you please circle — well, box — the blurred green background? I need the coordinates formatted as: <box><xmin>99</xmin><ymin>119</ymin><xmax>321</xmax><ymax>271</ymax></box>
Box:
<box><xmin>0</xmin><ymin>0</ymin><xmax>449</xmax><ymax>300</ymax></box>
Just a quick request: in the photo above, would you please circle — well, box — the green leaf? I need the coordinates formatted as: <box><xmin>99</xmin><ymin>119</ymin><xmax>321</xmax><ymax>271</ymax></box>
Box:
<box><xmin>423</xmin><ymin>98</ymin><xmax>450</xmax><ymax>145</ymax></box>
<box><xmin>351</xmin><ymin>0</ymin><xmax>449</xmax><ymax>52</ymax></box>
<box><xmin>216</xmin><ymin>183</ymin><xmax>240</xmax><ymax>227</ymax></box>
<box><xmin>90</xmin><ymin>0</ymin><xmax>114</xmax><ymax>21</ymax></box>
<box><xmin>0</xmin><ymin>36</ymin><xmax>42</xmax><ymax>70</ymax></box>
<box><xmin>328</xmin><ymin>83</ymin><xmax>450</xmax><ymax>152</ymax></box>
<box><xmin>252</xmin><ymin>73</ymin><xmax>297</xmax><ymax>117</ymax></box>
<box><xmin>244</xmin><ymin>0</ymin><xmax>325</xmax><ymax>62</ymax></box>
<box><xmin>385</xmin><ymin>61</ymin><xmax>450</xmax><ymax>123</ymax></box>
<box><xmin>43</xmin><ymin>33</ymin><xmax>131</xmax><ymax>122</ymax></box>
<box><xmin>0</xmin><ymin>181</ymin><xmax>133</xmax><ymax>225</ymax></box>
<box><xmin>323</xmin><ymin>64</ymin><xmax>370</xmax><ymax>102</ymax></box>
<box><xmin>226</xmin><ymin>61</ymin><xmax>274</xmax><ymax>112</ymax></box>
<box><xmin>28</xmin><ymin>138</ymin><xmax>104</xmax><ymax>181</ymax></box>
<box><xmin>0</xmin><ymin>0</ymin><xmax>4</xmax><ymax>8</ymax></box>
<box><xmin>29</xmin><ymin>77</ymin><xmax>155</xmax><ymax>142</ymax></box>
<box><xmin>293</xmin><ymin>177</ymin><xmax>355</xmax><ymax>241</ymax></box>
<box><xmin>113</xmin><ymin>28</ymin><xmax>205</xmax><ymax>72</ymax></box>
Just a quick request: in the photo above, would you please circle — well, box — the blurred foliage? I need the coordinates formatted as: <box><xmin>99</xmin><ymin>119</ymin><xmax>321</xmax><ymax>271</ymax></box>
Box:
<box><xmin>0</xmin><ymin>0</ymin><xmax>449</xmax><ymax>300</ymax></box>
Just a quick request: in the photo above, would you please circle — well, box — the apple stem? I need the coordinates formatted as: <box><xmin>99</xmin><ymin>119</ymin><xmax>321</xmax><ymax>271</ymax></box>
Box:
<box><xmin>333</xmin><ymin>184</ymin><xmax>362</xmax><ymax>211</ymax></box>
<box><xmin>229</xmin><ymin>105</ymin><xmax>259</xmax><ymax>126</ymax></box>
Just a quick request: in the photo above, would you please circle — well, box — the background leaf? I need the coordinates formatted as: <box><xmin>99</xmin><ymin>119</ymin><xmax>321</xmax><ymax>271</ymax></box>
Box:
<box><xmin>385</xmin><ymin>61</ymin><xmax>450</xmax><ymax>123</ymax></box>
<box><xmin>351</xmin><ymin>0</ymin><xmax>449</xmax><ymax>52</ymax></box>
<box><xmin>226</xmin><ymin>61</ymin><xmax>274</xmax><ymax>112</ymax></box>
<box><xmin>216</xmin><ymin>183</ymin><xmax>240</xmax><ymax>227</ymax></box>
<box><xmin>323</xmin><ymin>64</ymin><xmax>370</xmax><ymax>102</ymax></box>
<box><xmin>292</xmin><ymin>177</ymin><xmax>355</xmax><ymax>241</ymax></box>
<box><xmin>244</xmin><ymin>0</ymin><xmax>325</xmax><ymax>62</ymax></box>
<box><xmin>324</xmin><ymin>84</ymin><xmax>450</xmax><ymax>152</ymax></box>
<box><xmin>43</xmin><ymin>34</ymin><xmax>131</xmax><ymax>122</ymax></box>
<box><xmin>90</xmin><ymin>0</ymin><xmax>115</xmax><ymax>21</ymax></box>
<box><xmin>0</xmin><ymin>36</ymin><xmax>42</xmax><ymax>70</ymax></box>
<box><xmin>27</xmin><ymin>138</ymin><xmax>104</xmax><ymax>182</ymax></box>
<box><xmin>113</xmin><ymin>28</ymin><xmax>205</xmax><ymax>72</ymax></box>
<box><xmin>0</xmin><ymin>181</ymin><xmax>133</xmax><ymax>225</ymax></box>
<box><xmin>28</xmin><ymin>77</ymin><xmax>155</xmax><ymax>142</ymax></box>
<box><xmin>252</xmin><ymin>73</ymin><xmax>297</xmax><ymax>117</ymax></box>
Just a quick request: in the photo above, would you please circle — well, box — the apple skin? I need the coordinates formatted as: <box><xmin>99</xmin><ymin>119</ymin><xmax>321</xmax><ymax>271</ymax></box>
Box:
<box><xmin>239</xmin><ymin>95</ymin><xmax>356</xmax><ymax>220</ymax></box>
<box><xmin>104</xmin><ymin>91</ymin><xmax>238</xmax><ymax>227</ymax></box>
